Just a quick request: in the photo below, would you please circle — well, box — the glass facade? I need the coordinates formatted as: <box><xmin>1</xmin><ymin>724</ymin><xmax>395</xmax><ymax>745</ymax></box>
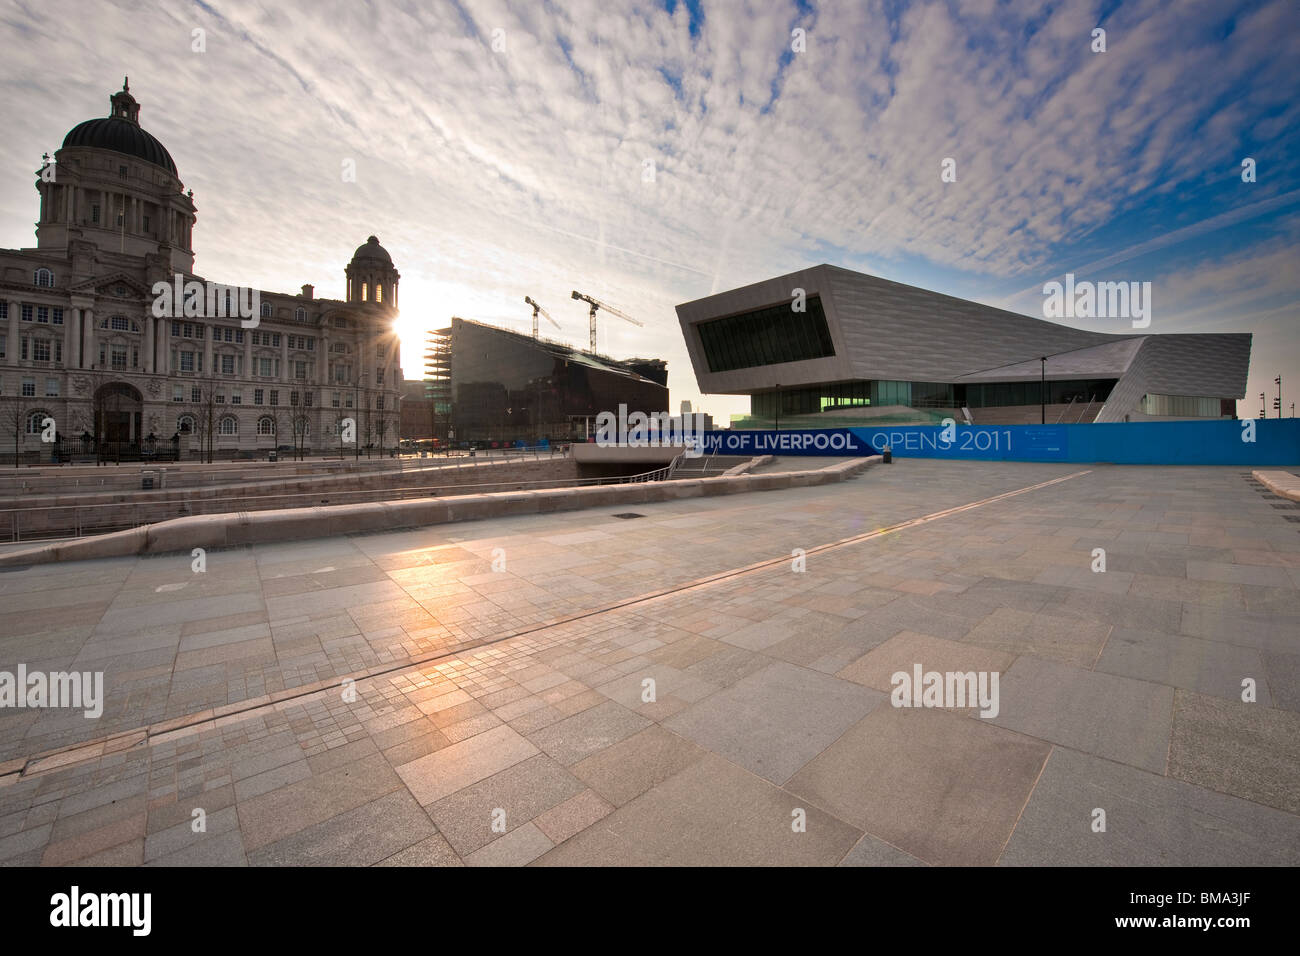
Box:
<box><xmin>964</xmin><ymin>378</ymin><xmax>1115</xmax><ymax>408</ymax></box>
<box><xmin>1140</xmin><ymin>393</ymin><xmax>1223</xmax><ymax>417</ymax></box>
<box><xmin>749</xmin><ymin>377</ymin><xmax>1118</xmax><ymax>417</ymax></box>
<box><xmin>448</xmin><ymin>319</ymin><xmax>668</xmax><ymax>441</ymax></box>
<box><xmin>697</xmin><ymin>296</ymin><xmax>835</xmax><ymax>373</ymax></box>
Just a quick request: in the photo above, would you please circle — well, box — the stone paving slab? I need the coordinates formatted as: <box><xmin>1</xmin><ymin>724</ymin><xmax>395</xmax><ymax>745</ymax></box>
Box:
<box><xmin>0</xmin><ymin>461</ymin><xmax>1297</xmax><ymax>866</ymax></box>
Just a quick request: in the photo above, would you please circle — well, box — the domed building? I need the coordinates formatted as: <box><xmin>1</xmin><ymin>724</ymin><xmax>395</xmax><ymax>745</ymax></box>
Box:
<box><xmin>0</xmin><ymin>80</ymin><xmax>404</xmax><ymax>461</ymax></box>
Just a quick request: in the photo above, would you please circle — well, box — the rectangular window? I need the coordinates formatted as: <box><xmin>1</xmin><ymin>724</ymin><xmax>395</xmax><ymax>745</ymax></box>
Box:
<box><xmin>21</xmin><ymin>304</ymin><xmax>33</xmax><ymax>322</ymax></box>
<box><xmin>696</xmin><ymin>296</ymin><xmax>835</xmax><ymax>373</ymax></box>
<box><xmin>235</xmin><ymin>330</ymin><xmax>244</xmax><ymax>344</ymax></box>
<box><xmin>36</xmin><ymin>307</ymin><xmax>49</xmax><ymax>323</ymax></box>
<box><xmin>33</xmin><ymin>339</ymin><xmax>51</xmax><ymax>362</ymax></box>
<box><xmin>223</xmin><ymin>328</ymin><xmax>233</xmax><ymax>342</ymax></box>
<box><xmin>143</xmin><ymin>214</ymin><xmax>150</xmax><ymax>231</ymax></box>
<box><xmin>231</xmin><ymin>392</ymin><xmax>242</xmax><ymax>405</ymax></box>
<box><xmin>172</xmin><ymin>321</ymin><xmax>181</xmax><ymax>337</ymax></box>
<box><xmin>304</xmin><ymin>392</ymin><xmax>313</xmax><ymax>407</ymax></box>
<box><xmin>377</xmin><ymin>395</ymin><xmax>385</xmax><ymax>410</ymax></box>
<box><xmin>91</xmin><ymin>204</ymin><xmax>100</xmax><ymax>223</ymax></box>
<box><xmin>345</xmin><ymin>393</ymin><xmax>354</xmax><ymax>409</ymax></box>
<box><xmin>294</xmin><ymin>361</ymin><xmax>306</xmax><ymax>380</ymax></box>
<box><xmin>110</xmin><ymin>344</ymin><xmax>127</xmax><ymax>369</ymax></box>
<box><xmin>290</xmin><ymin>391</ymin><xmax>299</xmax><ymax>406</ymax></box>
<box><xmin>306</xmin><ymin>338</ymin><xmax>315</xmax><ymax>351</ymax></box>
<box><xmin>45</xmin><ymin>378</ymin><xmax>59</xmax><ymax>397</ymax></box>
<box><xmin>221</xmin><ymin>354</ymin><xmax>235</xmax><ymax>375</ymax></box>
<box><xmin>213</xmin><ymin>326</ymin><xmax>221</xmax><ymax>340</ymax></box>
<box><xmin>0</xmin><ymin>333</ymin><xmax>5</xmax><ymax>359</ymax></box>
<box><xmin>22</xmin><ymin>378</ymin><xmax>35</xmax><ymax>397</ymax></box>
<box><xmin>21</xmin><ymin>336</ymin><xmax>28</xmax><ymax>360</ymax></box>
<box><xmin>173</xmin><ymin>386</ymin><xmax>185</xmax><ymax>402</ymax></box>
<box><xmin>191</xmin><ymin>387</ymin><xmax>201</xmax><ymax>404</ymax></box>
<box><xmin>0</xmin><ymin>302</ymin><xmax>6</xmax><ymax>319</ymax></box>
<box><xmin>376</xmin><ymin>369</ymin><xmax>385</xmax><ymax>385</ymax></box>
<box><xmin>258</xmin><ymin>357</ymin><xmax>273</xmax><ymax>377</ymax></box>
<box><xmin>110</xmin><ymin>316</ymin><xmax>130</xmax><ymax>331</ymax></box>
<box><xmin>270</xmin><ymin>390</ymin><xmax>279</xmax><ymax>406</ymax></box>
<box><xmin>180</xmin><ymin>351</ymin><xmax>194</xmax><ymax>372</ymax></box>
<box><xmin>254</xmin><ymin>389</ymin><xmax>264</xmax><ymax>405</ymax></box>
<box><xmin>52</xmin><ymin>308</ymin><xmax>63</xmax><ymax>325</ymax></box>
<box><xmin>272</xmin><ymin>333</ymin><xmax>281</xmax><ymax>347</ymax></box>
<box><xmin>331</xmin><ymin>391</ymin><xmax>340</xmax><ymax>408</ymax></box>
<box><xmin>215</xmin><ymin>393</ymin><xmax>225</xmax><ymax>404</ymax></box>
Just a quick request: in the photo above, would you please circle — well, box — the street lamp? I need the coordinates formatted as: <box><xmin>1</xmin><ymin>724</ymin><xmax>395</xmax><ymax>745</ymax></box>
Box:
<box><xmin>1040</xmin><ymin>357</ymin><xmax>1046</xmax><ymax>425</ymax></box>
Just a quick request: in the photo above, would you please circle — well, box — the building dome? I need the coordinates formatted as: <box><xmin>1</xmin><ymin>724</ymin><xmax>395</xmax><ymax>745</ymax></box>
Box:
<box><xmin>351</xmin><ymin>235</ymin><xmax>392</xmax><ymax>265</ymax></box>
<box><xmin>60</xmin><ymin>79</ymin><xmax>178</xmax><ymax>176</ymax></box>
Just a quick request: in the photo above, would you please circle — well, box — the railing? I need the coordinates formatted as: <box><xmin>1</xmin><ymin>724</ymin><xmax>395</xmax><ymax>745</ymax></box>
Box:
<box><xmin>0</xmin><ymin>456</ymin><xmax>675</xmax><ymax>544</ymax></box>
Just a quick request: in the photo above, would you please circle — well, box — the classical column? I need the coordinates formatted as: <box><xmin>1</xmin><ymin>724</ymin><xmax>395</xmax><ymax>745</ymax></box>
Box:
<box><xmin>7</xmin><ymin>302</ymin><xmax>19</xmax><ymax>366</ymax></box>
<box><xmin>143</xmin><ymin>313</ymin><xmax>154</xmax><ymax>373</ymax></box>
<box><xmin>81</xmin><ymin>308</ymin><xmax>94</xmax><ymax>370</ymax></box>
<box><xmin>64</xmin><ymin>307</ymin><xmax>78</xmax><ymax>370</ymax></box>
<box><xmin>280</xmin><ymin>331</ymin><xmax>289</xmax><ymax>383</ymax></box>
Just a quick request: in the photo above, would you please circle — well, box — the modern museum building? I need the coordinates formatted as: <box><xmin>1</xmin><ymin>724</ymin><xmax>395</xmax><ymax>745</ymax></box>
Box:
<box><xmin>675</xmin><ymin>265</ymin><xmax>1252</xmax><ymax>425</ymax></box>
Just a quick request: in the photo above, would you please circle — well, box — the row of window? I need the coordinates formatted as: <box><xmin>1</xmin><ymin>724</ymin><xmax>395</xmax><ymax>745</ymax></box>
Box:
<box><xmin>169</xmin><ymin>350</ymin><xmax>314</xmax><ymax>379</ymax></box>
<box><xmin>168</xmin><ymin>324</ymin><xmax>319</xmax><ymax>351</ymax></box>
<box><xmin>0</xmin><ymin>378</ymin><xmax>61</xmax><ymax>398</ymax></box>
<box><xmin>1</xmin><ymin>303</ymin><xmax>66</xmax><ymax>324</ymax></box>
<box><xmin>0</xmin><ymin>335</ymin><xmax>64</xmax><ymax>363</ymax></box>
<box><xmin>177</xmin><ymin>415</ymin><xmax>311</xmax><ymax>437</ymax></box>
<box><xmin>170</xmin><ymin>386</ymin><xmax>318</xmax><ymax>407</ymax></box>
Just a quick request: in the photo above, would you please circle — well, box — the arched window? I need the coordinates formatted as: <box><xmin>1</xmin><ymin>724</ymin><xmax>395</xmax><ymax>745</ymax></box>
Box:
<box><xmin>177</xmin><ymin>415</ymin><xmax>195</xmax><ymax>434</ymax></box>
<box><xmin>218</xmin><ymin>416</ymin><xmax>239</xmax><ymax>436</ymax></box>
<box><xmin>293</xmin><ymin>416</ymin><xmax>310</xmax><ymax>437</ymax></box>
<box><xmin>260</xmin><ymin>300</ymin><xmax>272</xmax><ymax>318</ymax></box>
<box><xmin>256</xmin><ymin>416</ymin><xmax>276</xmax><ymax>436</ymax></box>
<box><xmin>294</xmin><ymin>307</ymin><xmax>306</xmax><ymax>322</ymax></box>
<box><xmin>33</xmin><ymin>268</ymin><xmax>54</xmax><ymax>288</ymax></box>
<box><xmin>25</xmin><ymin>410</ymin><xmax>51</xmax><ymax>435</ymax></box>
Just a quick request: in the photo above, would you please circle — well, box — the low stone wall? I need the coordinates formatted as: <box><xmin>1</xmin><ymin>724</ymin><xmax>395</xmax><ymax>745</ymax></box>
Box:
<box><xmin>0</xmin><ymin>457</ymin><xmax>880</xmax><ymax>566</ymax></box>
<box><xmin>1253</xmin><ymin>469</ymin><xmax>1300</xmax><ymax>501</ymax></box>
<box><xmin>0</xmin><ymin>458</ymin><xmax>581</xmax><ymax>538</ymax></box>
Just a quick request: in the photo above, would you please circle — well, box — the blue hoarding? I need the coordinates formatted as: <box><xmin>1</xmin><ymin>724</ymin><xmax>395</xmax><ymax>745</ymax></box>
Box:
<box><xmin>697</xmin><ymin>420</ymin><xmax>1300</xmax><ymax>466</ymax></box>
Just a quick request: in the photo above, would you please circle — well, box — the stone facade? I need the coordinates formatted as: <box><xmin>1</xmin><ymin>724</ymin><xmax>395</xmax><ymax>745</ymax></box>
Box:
<box><xmin>0</xmin><ymin>80</ymin><xmax>403</xmax><ymax>460</ymax></box>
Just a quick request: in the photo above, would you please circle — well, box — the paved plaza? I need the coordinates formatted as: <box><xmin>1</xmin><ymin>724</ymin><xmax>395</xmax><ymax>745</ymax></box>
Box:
<box><xmin>1</xmin><ymin>459</ymin><xmax>1298</xmax><ymax>866</ymax></box>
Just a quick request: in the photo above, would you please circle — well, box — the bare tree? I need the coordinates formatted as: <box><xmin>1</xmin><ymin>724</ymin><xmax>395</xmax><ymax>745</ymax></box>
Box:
<box><xmin>291</xmin><ymin>412</ymin><xmax>310</xmax><ymax>460</ymax></box>
<box><xmin>188</xmin><ymin>374</ymin><xmax>221</xmax><ymax>463</ymax></box>
<box><xmin>0</xmin><ymin>393</ymin><xmax>23</xmax><ymax>468</ymax></box>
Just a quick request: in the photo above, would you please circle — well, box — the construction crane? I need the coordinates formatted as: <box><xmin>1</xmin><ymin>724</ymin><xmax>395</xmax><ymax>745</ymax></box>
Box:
<box><xmin>523</xmin><ymin>296</ymin><xmax>560</xmax><ymax>340</ymax></box>
<box><xmin>571</xmin><ymin>290</ymin><xmax>644</xmax><ymax>353</ymax></box>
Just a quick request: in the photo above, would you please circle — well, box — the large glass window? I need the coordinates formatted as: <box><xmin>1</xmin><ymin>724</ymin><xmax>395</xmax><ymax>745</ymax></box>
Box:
<box><xmin>697</xmin><ymin>297</ymin><xmax>835</xmax><ymax>373</ymax></box>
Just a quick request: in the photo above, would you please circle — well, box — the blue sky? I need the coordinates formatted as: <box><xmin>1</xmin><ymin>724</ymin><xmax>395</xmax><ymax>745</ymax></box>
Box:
<box><xmin>1</xmin><ymin>0</ymin><xmax>1297</xmax><ymax>420</ymax></box>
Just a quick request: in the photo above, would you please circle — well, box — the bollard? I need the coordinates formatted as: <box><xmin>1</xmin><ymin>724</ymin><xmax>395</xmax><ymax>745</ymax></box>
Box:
<box><xmin>883</xmin><ymin>445</ymin><xmax>893</xmax><ymax>464</ymax></box>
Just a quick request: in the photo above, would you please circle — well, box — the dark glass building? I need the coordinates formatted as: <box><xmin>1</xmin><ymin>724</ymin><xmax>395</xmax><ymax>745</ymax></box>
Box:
<box><xmin>428</xmin><ymin>318</ymin><xmax>668</xmax><ymax>442</ymax></box>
